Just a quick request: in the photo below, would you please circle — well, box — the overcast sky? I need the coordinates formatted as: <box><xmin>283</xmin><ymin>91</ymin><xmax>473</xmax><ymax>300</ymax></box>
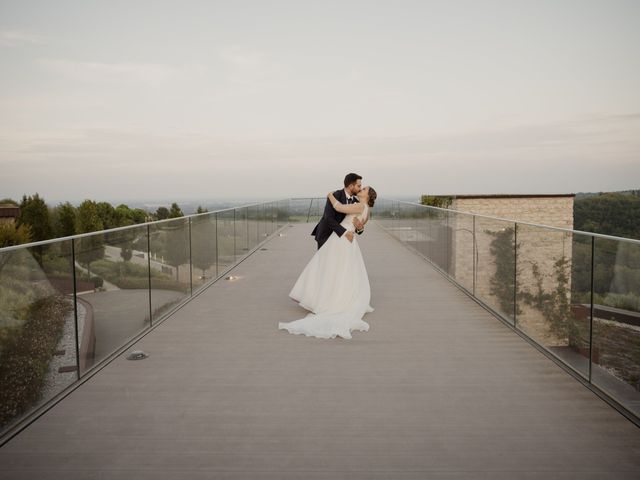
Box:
<box><xmin>1</xmin><ymin>0</ymin><xmax>639</xmax><ymax>202</ymax></box>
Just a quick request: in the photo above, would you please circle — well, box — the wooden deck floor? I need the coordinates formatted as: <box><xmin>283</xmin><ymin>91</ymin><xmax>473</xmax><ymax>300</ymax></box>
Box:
<box><xmin>1</xmin><ymin>222</ymin><xmax>639</xmax><ymax>479</ymax></box>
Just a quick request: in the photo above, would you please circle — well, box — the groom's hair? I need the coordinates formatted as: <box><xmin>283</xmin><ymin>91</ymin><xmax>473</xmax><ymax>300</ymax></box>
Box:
<box><xmin>344</xmin><ymin>173</ymin><xmax>362</xmax><ymax>188</ymax></box>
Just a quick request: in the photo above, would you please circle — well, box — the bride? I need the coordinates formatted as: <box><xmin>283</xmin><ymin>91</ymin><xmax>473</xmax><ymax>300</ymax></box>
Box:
<box><xmin>279</xmin><ymin>186</ymin><xmax>377</xmax><ymax>339</ymax></box>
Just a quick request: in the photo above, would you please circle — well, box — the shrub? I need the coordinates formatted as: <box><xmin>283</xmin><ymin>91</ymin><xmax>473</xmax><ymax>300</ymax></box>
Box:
<box><xmin>0</xmin><ymin>295</ymin><xmax>72</xmax><ymax>427</ymax></box>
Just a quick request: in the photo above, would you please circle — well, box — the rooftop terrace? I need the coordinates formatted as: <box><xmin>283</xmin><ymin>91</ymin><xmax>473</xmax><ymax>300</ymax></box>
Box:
<box><xmin>0</xmin><ymin>199</ymin><xmax>639</xmax><ymax>478</ymax></box>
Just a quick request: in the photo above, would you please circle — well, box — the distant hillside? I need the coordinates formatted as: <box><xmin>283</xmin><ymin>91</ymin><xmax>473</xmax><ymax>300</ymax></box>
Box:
<box><xmin>574</xmin><ymin>190</ymin><xmax>640</xmax><ymax>240</ymax></box>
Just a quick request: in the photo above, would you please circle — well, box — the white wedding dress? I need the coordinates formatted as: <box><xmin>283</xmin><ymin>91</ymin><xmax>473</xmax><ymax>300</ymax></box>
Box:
<box><xmin>279</xmin><ymin>204</ymin><xmax>374</xmax><ymax>339</ymax></box>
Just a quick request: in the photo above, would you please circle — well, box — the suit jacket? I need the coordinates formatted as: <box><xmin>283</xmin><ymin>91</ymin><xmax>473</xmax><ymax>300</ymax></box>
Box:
<box><xmin>311</xmin><ymin>189</ymin><xmax>363</xmax><ymax>249</ymax></box>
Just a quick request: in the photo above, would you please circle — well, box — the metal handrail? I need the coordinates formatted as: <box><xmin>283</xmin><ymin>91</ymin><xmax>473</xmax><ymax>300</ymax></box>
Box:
<box><xmin>0</xmin><ymin>197</ymin><xmax>290</xmax><ymax>253</ymax></box>
<box><xmin>381</xmin><ymin>198</ymin><xmax>640</xmax><ymax>245</ymax></box>
<box><xmin>3</xmin><ymin>195</ymin><xmax>638</xmax><ymax>254</ymax></box>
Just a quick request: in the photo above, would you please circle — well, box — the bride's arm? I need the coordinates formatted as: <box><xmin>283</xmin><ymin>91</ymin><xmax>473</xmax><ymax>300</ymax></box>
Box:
<box><xmin>353</xmin><ymin>207</ymin><xmax>369</xmax><ymax>233</ymax></box>
<box><xmin>328</xmin><ymin>192</ymin><xmax>364</xmax><ymax>214</ymax></box>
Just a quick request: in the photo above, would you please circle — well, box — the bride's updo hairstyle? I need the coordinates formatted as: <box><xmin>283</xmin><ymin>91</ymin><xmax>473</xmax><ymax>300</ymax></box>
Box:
<box><xmin>367</xmin><ymin>187</ymin><xmax>377</xmax><ymax>208</ymax></box>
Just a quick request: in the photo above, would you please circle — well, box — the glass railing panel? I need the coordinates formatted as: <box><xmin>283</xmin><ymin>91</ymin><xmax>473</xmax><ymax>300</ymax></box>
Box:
<box><xmin>216</xmin><ymin>210</ymin><xmax>235</xmax><ymax>274</ymax></box>
<box><xmin>148</xmin><ymin>219</ymin><xmax>191</xmax><ymax>323</ymax></box>
<box><xmin>313</xmin><ymin>197</ymin><xmax>324</xmax><ymax>222</ymax></box>
<box><xmin>429</xmin><ymin>208</ymin><xmax>449</xmax><ymax>273</ymax></box>
<box><xmin>276</xmin><ymin>200</ymin><xmax>289</xmax><ymax>229</ymax></box>
<box><xmin>191</xmin><ymin>213</ymin><xmax>218</xmax><ymax>292</ymax></box>
<box><xmin>287</xmin><ymin>198</ymin><xmax>312</xmax><ymax>223</ymax></box>
<box><xmin>449</xmin><ymin>210</ymin><xmax>474</xmax><ymax>292</ymax></box>
<box><xmin>515</xmin><ymin>225</ymin><xmax>591</xmax><ymax>379</ymax></box>
<box><xmin>397</xmin><ymin>203</ymin><xmax>420</xmax><ymax>255</ymax></box>
<box><xmin>592</xmin><ymin>237</ymin><xmax>640</xmax><ymax>417</ymax></box>
<box><xmin>246</xmin><ymin>205</ymin><xmax>259</xmax><ymax>251</ymax></box>
<box><xmin>255</xmin><ymin>204</ymin><xmax>264</xmax><ymax>243</ymax></box>
<box><xmin>414</xmin><ymin>205</ymin><xmax>430</xmax><ymax>259</ymax></box>
<box><xmin>475</xmin><ymin>216</ymin><xmax>516</xmax><ymax>324</ymax></box>
<box><xmin>74</xmin><ymin>226</ymin><xmax>152</xmax><ymax>373</ymax></box>
<box><xmin>397</xmin><ymin>202</ymin><xmax>414</xmax><ymax>231</ymax></box>
<box><xmin>0</xmin><ymin>239</ymin><xmax>77</xmax><ymax>435</ymax></box>
<box><xmin>266</xmin><ymin>202</ymin><xmax>275</xmax><ymax>236</ymax></box>
<box><xmin>374</xmin><ymin>199</ymin><xmax>394</xmax><ymax>230</ymax></box>
<box><xmin>234</xmin><ymin>207</ymin><xmax>249</xmax><ymax>260</ymax></box>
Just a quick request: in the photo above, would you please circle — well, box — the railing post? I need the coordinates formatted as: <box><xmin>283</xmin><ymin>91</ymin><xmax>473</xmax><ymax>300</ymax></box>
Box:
<box><xmin>513</xmin><ymin>222</ymin><xmax>518</xmax><ymax>328</ymax></box>
<box><xmin>147</xmin><ymin>224</ymin><xmax>152</xmax><ymax>327</ymax></box>
<box><xmin>589</xmin><ymin>235</ymin><xmax>595</xmax><ymax>383</ymax></box>
<box><xmin>472</xmin><ymin>215</ymin><xmax>476</xmax><ymax>297</ymax></box>
<box><xmin>233</xmin><ymin>208</ymin><xmax>237</xmax><ymax>261</ymax></box>
<box><xmin>428</xmin><ymin>208</ymin><xmax>432</xmax><ymax>261</ymax></box>
<box><xmin>71</xmin><ymin>238</ymin><xmax>80</xmax><ymax>380</ymax></box>
<box><xmin>445</xmin><ymin>211</ymin><xmax>450</xmax><ymax>275</ymax></box>
<box><xmin>188</xmin><ymin>217</ymin><xmax>193</xmax><ymax>296</ymax></box>
<box><xmin>215</xmin><ymin>212</ymin><xmax>219</xmax><ymax>277</ymax></box>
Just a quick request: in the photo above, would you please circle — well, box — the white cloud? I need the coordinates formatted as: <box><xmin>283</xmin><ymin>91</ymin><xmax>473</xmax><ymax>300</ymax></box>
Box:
<box><xmin>0</xmin><ymin>29</ymin><xmax>40</xmax><ymax>47</ymax></box>
<box><xmin>36</xmin><ymin>58</ymin><xmax>179</xmax><ymax>87</ymax></box>
<box><xmin>218</xmin><ymin>45</ymin><xmax>268</xmax><ymax>69</ymax></box>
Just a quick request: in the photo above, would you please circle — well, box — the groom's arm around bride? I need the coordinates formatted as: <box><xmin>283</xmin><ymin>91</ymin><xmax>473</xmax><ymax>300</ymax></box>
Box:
<box><xmin>311</xmin><ymin>188</ymin><xmax>352</xmax><ymax>249</ymax></box>
<box><xmin>311</xmin><ymin>172</ymin><xmax>364</xmax><ymax>250</ymax></box>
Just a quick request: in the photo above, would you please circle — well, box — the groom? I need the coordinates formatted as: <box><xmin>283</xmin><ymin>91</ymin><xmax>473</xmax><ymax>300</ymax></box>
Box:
<box><xmin>311</xmin><ymin>172</ymin><xmax>365</xmax><ymax>250</ymax></box>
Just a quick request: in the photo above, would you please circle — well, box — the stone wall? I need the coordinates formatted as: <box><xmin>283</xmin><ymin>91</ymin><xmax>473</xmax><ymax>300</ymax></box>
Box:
<box><xmin>447</xmin><ymin>195</ymin><xmax>575</xmax><ymax>346</ymax></box>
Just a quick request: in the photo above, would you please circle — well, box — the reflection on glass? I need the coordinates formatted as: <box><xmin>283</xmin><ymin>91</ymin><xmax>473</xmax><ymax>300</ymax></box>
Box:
<box><xmin>235</xmin><ymin>207</ymin><xmax>249</xmax><ymax>260</ymax></box>
<box><xmin>449</xmin><ymin>211</ymin><xmax>475</xmax><ymax>292</ymax></box>
<box><xmin>0</xmin><ymin>200</ymin><xmax>293</xmax><ymax>439</ymax></box>
<box><xmin>216</xmin><ymin>210</ymin><xmax>235</xmax><ymax>274</ymax></box>
<box><xmin>0</xmin><ymin>240</ymin><xmax>78</xmax><ymax>434</ymax></box>
<box><xmin>75</xmin><ymin>226</ymin><xmax>152</xmax><ymax>373</ymax></box>
<box><xmin>414</xmin><ymin>206</ymin><xmax>430</xmax><ymax>259</ymax></box>
<box><xmin>191</xmin><ymin>213</ymin><xmax>217</xmax><ymax>292</ymax></box>
<box><xmin>247</xmin><ymin>205</ymin><xmax>258</xmax><ymax>251</ymax></box>
<box><xmin>515</xmin><ymin>225</ymin><xmax>591</xmax><ymax>378</ymax></box>
<box><xmin>429</xmin><ymin>209</ymin><xmax>448</xmax><ymax>273</ymax></box>
<box><xmin>148</xmin><ymin>219</ymin><xmax>191</xmax><ymax>324</ymax></box>
<box><xmin>474</xmin><ymin>216</ymin><xmax>515</xmax><ymax>323</ymax></box>
<box><xmin>592</xmin><ymin>238</ymin><xmax>640</xmax><ymax>416</ymax></box>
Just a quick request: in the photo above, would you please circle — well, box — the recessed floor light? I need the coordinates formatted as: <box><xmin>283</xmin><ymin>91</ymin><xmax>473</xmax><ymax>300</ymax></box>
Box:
<box><xmin>126</xmin><ymin>350</ymin><xmax>148</xmax><ymax>360</ymax></box>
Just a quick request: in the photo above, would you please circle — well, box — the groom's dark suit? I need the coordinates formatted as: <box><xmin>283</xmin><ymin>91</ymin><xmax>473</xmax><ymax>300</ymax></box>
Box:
<box><xmin>311</xmin><ymin>189</ymin><xmax>363</xmax><ymax>250</ymax></box>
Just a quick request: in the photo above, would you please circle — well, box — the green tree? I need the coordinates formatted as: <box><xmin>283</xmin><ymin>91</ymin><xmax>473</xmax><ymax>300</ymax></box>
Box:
<box><xmin>17</xmin><ymin>193</ymin><xmax>52</xmax><ymax>242</ymax></box>
<box><xmin>169</xmin><ymin>203</ymin><xmax>184</xmax><ymax>218</ymax></box>
<box><xmin>114</xmin><ymin>204</ymin><xmax>134</xmax><ymax>227</ymax></box>
<box><xmin>155</xmin><ymin>207</ymin><xmax>170</xmax><ymax>220</ymax></box>
<box><xmin>96</xmin><ymin>202</ymin><xmax>116</xmax><ymax>230</ymax></box>
<box><xmin>77</xmin><ymin>200</ymin><xmax>104</xmax><ymax>234</ymax></box>
<box><xmin>421</xmin><ymin>195</ymin><xmax>453</xmax><ymax>209</ymax></box>
<box><xmin>131</xmin><ymin>208</ymin><xmax>148</xmax><ymax>224</ymax></box>
<box><xmin>0</xmin><ymin>223</ymin><xmax>32</xmax><ymax>248</ymax></box>
<box><xmin>196</xmin><ymin>205</ymin><xmax>208</xmax><ymax>214</ymax></box>
<box><xmin>574</xmin><ymin>192</ymin><xmax>640</xmax><ymax>239</ymax></box>
<box><xmin>52</xmin><ymin>202</ymin><xmax>77</xmax><ymax>238</ymax></box>
<box><xmin>76</xmin><ymin>200</ymin><xmax>105</xmax><ymax>279</ymax></box>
